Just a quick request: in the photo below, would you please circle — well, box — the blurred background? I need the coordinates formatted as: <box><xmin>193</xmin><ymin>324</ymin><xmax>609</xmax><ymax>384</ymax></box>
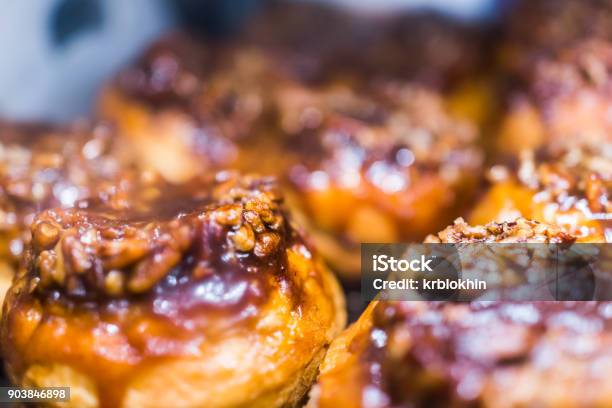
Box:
<box><xmin>0</xmin><ymin>0</ymin><xmax>502</xmax><ymax>122</ymax></box>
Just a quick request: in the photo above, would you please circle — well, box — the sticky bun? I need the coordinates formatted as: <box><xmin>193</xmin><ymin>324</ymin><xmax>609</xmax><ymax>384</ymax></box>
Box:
<box><xmin>99</xmin><ymin>4</ymin><xmax>486</xmax><ymax>185</ymax></box>
<box><xmin>0</xmin><ymin>122</ymin><xmax>136</xmax><ymax>309</ymax></box>
<box><xmin>1</xmin><ymin>173</ymin><xmax>345</xmax><ymax>407</ymax></box>
<box><xmin>312</xmin><ymin>219</ymin><xmax>612</xmax><ymax>407</ymax></box>
<box><xmin>471</xmin><ymin>147</ymin><xmax>611</xmax><ymax>242</ymax></box>
<box><xmin>99</xmin><ymin>33</ymin><xmax>484</xmax><ymax>279</ymax></box>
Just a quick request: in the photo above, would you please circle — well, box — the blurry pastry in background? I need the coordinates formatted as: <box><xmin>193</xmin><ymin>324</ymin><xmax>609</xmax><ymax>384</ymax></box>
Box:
<box><xmin>0</xmin><ymin>121</ymin><xmax>140</xmax><ymax>310</ymax></box>
<box><xmin>2</xmin><ymin>172</ymin><xmax>345</xmax><ymax>408</ymax></box>
<box><xmin>471</xmin><ymin>146</ymin><xmax>611</xmax><ymax>242</ymax></box>
<box><xmin>497</xmin><ymin>0</ymin><xmax>612</xmax><ymax>156</ymax></box>
<box><xmin>478</xmin><ymin>0</ymin><xmax>612</xmax><ymax>244</ymax></box>
<box><xmin>98</xmin><ymin>2</ymin><xmax>490</xmax><ymax>185</ymax></box>
<box><xmin>497</xmin><ymin>39</ymin><xmax>612</xmax><ymax>156</ymax></box>
<box><xmin>502</xmin><ymin>0</ymin><xmax>612</xmax><ymax>63</ymax></box>
<box><xmin>277</xmin><ymin>80</ymin><xmax>483</xmax><ymax>278</ymax></box>
<box><xmin>97</xmin><ymin>30</ymin><xmax>322</xmax><ymax>183</ymax></box>
<box><xmin>314</xmin><ymin>299</ymin><xmax>612</xmax><ymax>408</ymax></box>
<box><xmin>245</xmin><ymin>1</ymin><xmax>497</xmax><ymax>130</ymax></box>
<box><xmin>311</xmin><ymin>219</ymin><xmax>612</xmax><ymax>408</ymax></box>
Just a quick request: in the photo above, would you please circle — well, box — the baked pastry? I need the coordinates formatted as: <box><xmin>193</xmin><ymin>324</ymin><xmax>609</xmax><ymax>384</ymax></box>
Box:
<box><xmin>277</xmin><ymin>80</ymin><xmax>483</xmax><ymax>277</ymax></box>
<box><xmin>312</xmin><ymin>219</ymin><xmax>612</xmax><ymax>407</ymax></box>
<box><xmin>1</xmin><ymin>172</ymin><xmax>345</xmax><ymax>408</ymax></box>
<box><xmin>99</xmin><ymin>3</ymin><xmax>487</xmax><ymax>184</ymax></box>
<box><xmin>497</xmin><ymin>0</ymin><xmax>612</xmax><ymax>155</ymax></box>
<box><xmin>0</xmin><ymin>121</ymin><xmax>136</xmax><ymax>310</ymax></box>
<box><xmin>98</xmin><ymin>0</ymin><xmax>488</xmax><ymax>178</ymax></box>
<box><xmin>100</xmin><ymin>33</ymin><xmax>483</xmax><ymax>279</ymax></box>
<box><xmin>471</xmin><ymin>147</ymin><xmax>611</xmax><ymax>242</ymax></box>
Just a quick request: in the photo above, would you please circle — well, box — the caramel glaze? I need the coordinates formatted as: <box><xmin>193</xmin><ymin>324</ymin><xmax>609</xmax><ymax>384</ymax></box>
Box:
<box><xmin>471</xmin><ymin>147</ymin><xmax>611</xmax><ymax>242</ymax></box>
<box><xmin>314</xmin><ymin>219</ymin><xmax>612</xmax><ymax>408</ymax></box>
<box><xmin>0</xmin><ymin>121</ymin><xmax>134</xmax><ymax>267</ymax></box>
<box><xmin>2</xmin><ymin>173</ymin><xmax>342</xmax><ymax>407</ymax></box>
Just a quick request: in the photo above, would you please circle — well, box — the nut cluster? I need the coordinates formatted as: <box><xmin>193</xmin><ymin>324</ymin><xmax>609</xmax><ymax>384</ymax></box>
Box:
<box><xmin>27</xmin><ymin>173</ymin><xmax>289</xmax><ymax>299</ymax></box>
<box><xmin>116</xmin><ymin>33</ymin><xmax>207</xmax><ymax>107</ymax></box>
<box><xmin>116</xmin><ymin>33</ymin><xmax>277</xmax><ymax>142</ymax></box>
<box><xmin>211</xmin><ymin>174</ymin><xmax>286</xmax><ymax>256</ymax></box>
<box><xmin>517</xmin><ymin>148</ymin><xmax>611</xmax><ymax>215</ymax></box>
<box><xmin>425</xmin><ymin>217</ymin><xmax>576</xmax><ymax>243</ymax></box>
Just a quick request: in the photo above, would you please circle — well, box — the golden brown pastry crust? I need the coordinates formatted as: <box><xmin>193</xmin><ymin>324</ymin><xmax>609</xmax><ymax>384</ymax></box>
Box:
<box><xmin>2</xmin><ymin>173</ymin><xmax>345</xmax><ymax>408</ymax></box>
<box><xmin>313</xmin><ymin>219</ymin><xmax>612</xmax><ymax>408</ymax></box>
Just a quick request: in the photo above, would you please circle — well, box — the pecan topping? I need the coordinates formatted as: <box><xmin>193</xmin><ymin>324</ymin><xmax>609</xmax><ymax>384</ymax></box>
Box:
<box><xmin>26</xmin><ymin>173</ymin><xmax>293</xmax><ymax>300</ymax></box>
<box><xmin>426</xmin><ymin>217</ymin><xmax>575</xmax><ymax>243</ymax></box>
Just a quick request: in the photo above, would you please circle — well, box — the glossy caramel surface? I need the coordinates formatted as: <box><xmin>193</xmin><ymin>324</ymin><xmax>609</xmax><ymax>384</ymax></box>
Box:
<box><xmin>2</xmin><ymin>173</ymin><xmax>346</xmax><ymax>407</ymax></box>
